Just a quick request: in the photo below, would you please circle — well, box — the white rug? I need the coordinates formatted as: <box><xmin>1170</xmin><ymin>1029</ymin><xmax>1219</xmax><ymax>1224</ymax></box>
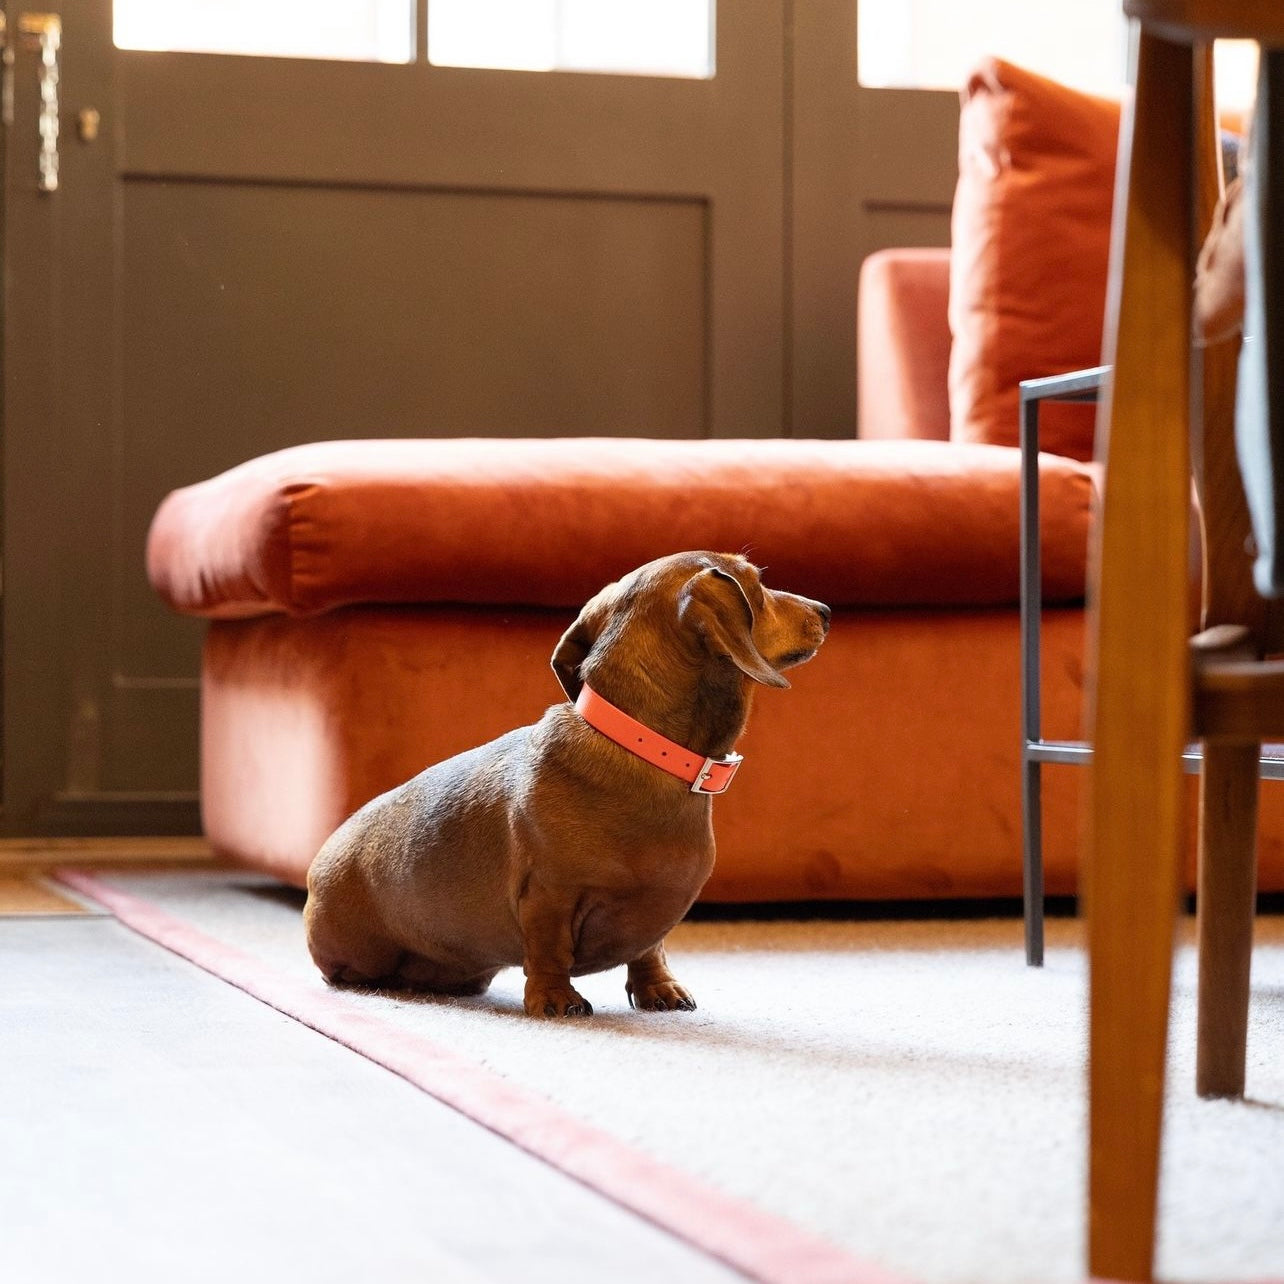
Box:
<box><xmin>57</xmin><ymin>870</ymin><xmax>1284</xmax><ymax>1284</ymax></box>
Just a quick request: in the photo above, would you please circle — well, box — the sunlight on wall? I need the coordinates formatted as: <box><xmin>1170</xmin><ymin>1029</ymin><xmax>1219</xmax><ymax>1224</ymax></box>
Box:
<box><xmin>1212</xmin><ymin>39</ymin><xmax>1260</xmax><ymax>112</ymax></box>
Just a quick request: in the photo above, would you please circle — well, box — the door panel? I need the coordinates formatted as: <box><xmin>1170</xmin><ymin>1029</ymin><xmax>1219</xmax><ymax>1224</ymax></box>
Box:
<box><xmin>2</xmin><ymin>0</ymin><xmax>960</xmax><ymax>833</ymax></box>
<box><xmin>114</xmin><ymin>47</ymin><xmax>785</xmax><ymax>439</ymax></box>
<box><xmin>120</xmin><ymin>183</ymin><xmax>708</xmax><ymax>457</ymax></box>
<box><xmin>0</xmin><ymin>0</ymin><xmax>788</xmax><ymax>832</ymax></box>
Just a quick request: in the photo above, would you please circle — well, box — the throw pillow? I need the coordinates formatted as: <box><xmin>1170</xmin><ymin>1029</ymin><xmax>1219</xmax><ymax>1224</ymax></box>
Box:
<box><xmin>948</xmin><ymin>58</ymin><xmax>1120</xmax><ymax>462</ymax></box>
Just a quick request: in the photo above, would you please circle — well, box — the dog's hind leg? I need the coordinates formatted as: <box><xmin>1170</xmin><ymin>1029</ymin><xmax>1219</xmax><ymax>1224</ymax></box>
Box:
<box><xmin>392</xmin><ymin>954</ymin><xmax>500</xmax><ymax>995</ymax></box>
<box><xmin>308</xmin><ymin>936</ymin><xmax>496</xmax><ymax>993</ymax></box>
<box><xmin>312</xmin><ymin>947</ymin><xmax>403</xmax><ymax>988</ymax></box>
<box><xmin>304</xmin><ymin>879</ymin><xmax>406</xmax><ymax>988</ymax></box>
<box><xmin>305</xmin><ymin>873</ymin><xmax>498</xmax><ymax>993</ymax></box>
<box><xmin>307</xmin><ymin>924</ymin><xmax>404</xmax><ymax>988</ymax></box>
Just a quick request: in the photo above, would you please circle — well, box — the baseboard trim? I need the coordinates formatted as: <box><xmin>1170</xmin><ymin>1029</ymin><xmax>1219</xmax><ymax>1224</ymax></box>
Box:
<box><xmin>0</xmin><ymin>834</ymin><xmax>215</xmax><ymax>871</ymax></box>
<box><xmin>0</xmin><ymin>793</ymin><xmax>203</xmax><ymax>842</ymax></box>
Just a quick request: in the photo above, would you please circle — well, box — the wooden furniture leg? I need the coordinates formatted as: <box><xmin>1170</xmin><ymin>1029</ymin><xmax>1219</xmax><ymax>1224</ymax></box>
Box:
<box><xmin>1091</xmin><ymin>5</ymin><xmax>1284</xmax><ymax>1276</ymax></box>
<box><xmin>1189</xmin><ymin>43</ymin><xmax>1265</xmax><ymax>1104</ymax></box>
<box><xmin>1086</xmin><ymin>31</ymin><xmax>1193</xmax><ymax>1283</ymax></box>
<box><xmin>1196</xmin><ymin>737</ymin><xmax>1259</xmax><ymax>1097</ymax></box>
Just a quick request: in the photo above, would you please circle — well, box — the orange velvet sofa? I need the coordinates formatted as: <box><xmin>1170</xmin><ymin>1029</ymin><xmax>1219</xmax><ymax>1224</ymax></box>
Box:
<box><xmin>147</xmin><ymin>432</ymin><xmax>1093</xmax><ymax>900</ymax></box>
<box><xmin>144</xmin><ymin>58</ymin><xmax>1284</xmax><ymax>900</ymax></box>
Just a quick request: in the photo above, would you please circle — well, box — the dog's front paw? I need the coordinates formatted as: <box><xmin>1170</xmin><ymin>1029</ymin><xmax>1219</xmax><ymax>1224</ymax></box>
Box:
<box><xmin>524</xmin><ymin>978</ymin><xmax>594</xmax><ymax>1018</ymax></box>
<box><xmin>626</xmin><ymin>978</ymin><xmax>696</xmax><ymax>1012</ymax></box>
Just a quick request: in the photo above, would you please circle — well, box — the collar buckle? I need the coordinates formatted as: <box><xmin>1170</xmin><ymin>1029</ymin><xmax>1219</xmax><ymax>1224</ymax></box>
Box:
<box><xmin>690</xmin><ymin>753</ymin><xmax>743</xmax><ymax>795</ymax></box>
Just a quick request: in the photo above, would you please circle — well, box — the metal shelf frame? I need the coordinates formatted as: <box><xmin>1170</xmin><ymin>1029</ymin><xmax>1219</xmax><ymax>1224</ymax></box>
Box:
<box><xmin>1018</xmin><ymin>365</ymin><xmax>1284</xmax><ymax>966</ymax></box>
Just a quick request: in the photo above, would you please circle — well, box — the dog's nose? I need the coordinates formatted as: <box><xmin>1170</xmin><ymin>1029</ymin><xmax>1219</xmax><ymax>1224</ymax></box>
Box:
<box><xmin>815</xmin><ymin>602</ymin><xmax>832</xmax><ymax>634</ymax></box>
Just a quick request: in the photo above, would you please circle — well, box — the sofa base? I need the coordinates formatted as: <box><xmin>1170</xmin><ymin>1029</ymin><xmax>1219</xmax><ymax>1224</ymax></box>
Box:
<box><xmin>202</xmin><ymin>603</ymin><xmax>1098</xmax><ymax>901</ymax></box>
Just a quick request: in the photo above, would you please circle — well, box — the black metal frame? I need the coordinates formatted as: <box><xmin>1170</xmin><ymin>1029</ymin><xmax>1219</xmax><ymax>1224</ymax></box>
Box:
<box><xmin>1019</xmin><ymin>368</ymin><xmax>1105</xmax><ymax>966</ymax></box>
<box><xmin>1019</xmin><ymin>367</ymin><xmax>1284</xmax><ymax>965</ymax></box>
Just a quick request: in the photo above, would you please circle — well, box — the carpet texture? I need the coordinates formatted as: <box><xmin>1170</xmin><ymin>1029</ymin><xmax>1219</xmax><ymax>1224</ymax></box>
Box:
<box><xmin>56</xmin><ymin>870</ymin><xmax>1284</xmax><ymax>1284</ymax></box>
<box><xmin>1</xmin><ymin>914</ymin><xmax>749</xmax><ymax>1284</ymax></box>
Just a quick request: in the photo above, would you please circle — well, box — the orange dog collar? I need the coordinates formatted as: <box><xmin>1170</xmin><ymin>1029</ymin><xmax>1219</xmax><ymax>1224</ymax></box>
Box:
<box><xmin>574</xmin><ymin>685</ymin><xmax>743</xmax><ymax>795</ymax></box>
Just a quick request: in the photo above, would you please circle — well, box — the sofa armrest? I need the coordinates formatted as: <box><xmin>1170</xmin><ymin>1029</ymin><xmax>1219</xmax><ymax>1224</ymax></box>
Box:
<box><xmin>857</xmin><ymin>247</ymin><xmax>952</xmax><ymax>441</ymax></box>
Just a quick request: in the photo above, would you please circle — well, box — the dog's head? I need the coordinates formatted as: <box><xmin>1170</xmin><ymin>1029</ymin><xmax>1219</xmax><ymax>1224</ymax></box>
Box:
<box><xmin>551</xmin><ymin>552</ymin><xmax>829</xmax><ymax>702</ymax></box>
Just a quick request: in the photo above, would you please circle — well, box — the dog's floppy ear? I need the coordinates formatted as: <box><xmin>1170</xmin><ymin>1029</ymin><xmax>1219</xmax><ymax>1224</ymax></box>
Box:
<box><xmin>679</xmin><ymin>566</ymin><xmax>789</xmax><ymax>689</ymax></box>
<box><xmin>551</xmin><ymin>586</ymin><xmax>616</xmax><ymax>702</ymax></box>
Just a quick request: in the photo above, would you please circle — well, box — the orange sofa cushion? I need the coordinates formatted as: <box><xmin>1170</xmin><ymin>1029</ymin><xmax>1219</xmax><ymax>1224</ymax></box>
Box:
<box><xmin>948</xmin><ymin>58</ymin><xmax>1120</xmax><ymax>462</ymax></box>
<box><xmin>146</xmin><ymin>436</ymin><xmax>1094</xmax><ymax>617</ymax></box>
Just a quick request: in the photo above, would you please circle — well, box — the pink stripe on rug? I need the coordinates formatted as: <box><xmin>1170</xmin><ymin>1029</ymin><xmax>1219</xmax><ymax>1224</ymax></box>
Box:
<box><xmin>56</xmin><ymin>868</ymin><xmax>911</xmax><ymax>1284</ymax></box>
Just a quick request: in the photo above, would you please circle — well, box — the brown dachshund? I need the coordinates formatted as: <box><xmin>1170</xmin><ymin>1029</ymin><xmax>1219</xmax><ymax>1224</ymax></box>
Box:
<box><xmin>304</xmin><ymin>551</ymin><xmax>829</xmax><ymax>1017</ymax></box>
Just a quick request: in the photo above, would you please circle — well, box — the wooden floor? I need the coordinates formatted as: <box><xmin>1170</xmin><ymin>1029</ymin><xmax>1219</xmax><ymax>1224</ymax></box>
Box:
<box><xmin>0</xmin><ymin>874</ymin><xmax>88</xmax><ymax>915</ymax></box>
<box><xmin>0</xmin><ymin>836</ymin><xmax>220</xmax><ymax>915</ymax></box>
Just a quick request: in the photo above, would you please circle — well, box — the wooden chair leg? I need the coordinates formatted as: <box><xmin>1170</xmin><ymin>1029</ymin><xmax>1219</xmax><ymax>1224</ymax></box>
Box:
<box><xmin>1086</xmin><ymin>31</ymin><xmax>1193</xmax><ymax>1283</ymax></box>
<box><xmin>1196</xmin><ymin>740</ymin><xmax>1258</xmax><ymax>1098</ymax></box>
<box><xmin>1189</xmin><ymin>39</ymin><xmax>1263</xmax><ymax>1107</ymax></box>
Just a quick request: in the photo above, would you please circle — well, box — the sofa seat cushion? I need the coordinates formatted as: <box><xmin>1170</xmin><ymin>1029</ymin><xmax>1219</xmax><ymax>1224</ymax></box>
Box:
<box><xmin>146</xmin><ymin>436</ymin><xmax>1093</xmax><ymax>618</ymax></box>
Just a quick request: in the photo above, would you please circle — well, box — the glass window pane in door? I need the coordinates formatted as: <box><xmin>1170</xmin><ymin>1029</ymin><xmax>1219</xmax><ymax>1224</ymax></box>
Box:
<box><xmin>429</xmin><ymin>0</ymin><xmax>714</xmax><ymax>79</ymax></box>
<box><xmin>857</xmin><ymin>2</ymin><xmax>1257</xmax><ymax>113</ymax></box>
<box><xmin>857</xmin><ymin>0</ymin><xmax>1125</xmax><ymax>95</ymax></box>
<box><xmin>114</xmin><ymin>0</ymin><xmax>415</xmax><ymax>64</ymax></box>
<box><xmin>427</xmin><ymin>0</ymin><xmax>557</xmax><ymax>72</ymax></box>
